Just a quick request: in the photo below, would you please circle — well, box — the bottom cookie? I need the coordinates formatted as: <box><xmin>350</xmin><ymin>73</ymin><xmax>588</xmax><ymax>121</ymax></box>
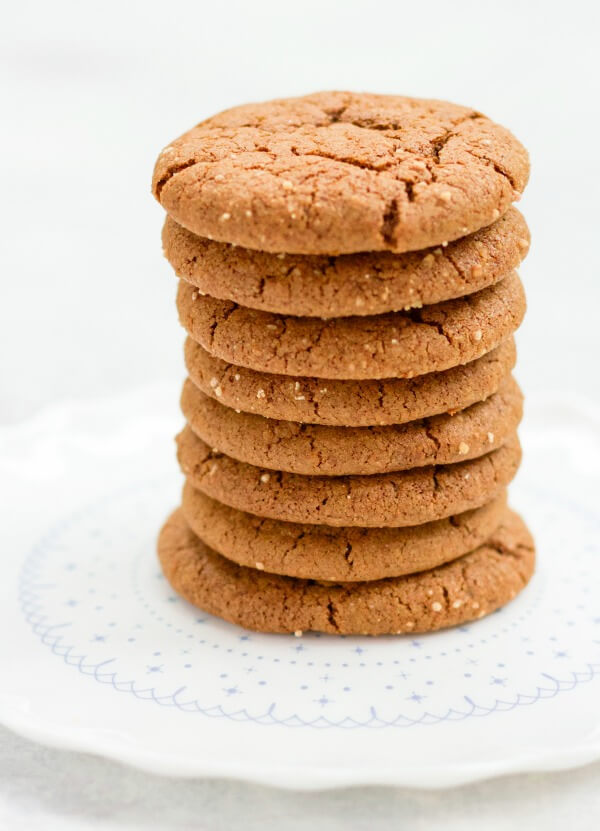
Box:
<box><xmin>157</xmin><ymin>508</ymin><xmax>535</xmax><ymax>635</ymax></box>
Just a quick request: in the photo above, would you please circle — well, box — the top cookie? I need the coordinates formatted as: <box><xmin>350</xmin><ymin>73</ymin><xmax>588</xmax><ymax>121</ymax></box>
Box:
<box><xmin>152</xmin><ymin>91</ymin><xmax>529</xmax><ymax>255</ymax></box>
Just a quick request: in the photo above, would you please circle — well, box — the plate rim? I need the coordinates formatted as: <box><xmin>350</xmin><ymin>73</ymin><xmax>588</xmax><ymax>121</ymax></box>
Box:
<box><xmin>1</xmin><ymin>699</ymin><xmax>600</xmax><ymax>790</ymax></box>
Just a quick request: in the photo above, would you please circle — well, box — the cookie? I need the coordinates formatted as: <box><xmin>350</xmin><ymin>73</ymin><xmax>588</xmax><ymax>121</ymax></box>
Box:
<box><xmin>177</xmin><ymin>428</ymin><xmax>521</xmax><ymax>526</ymax></box>
<box><xmin>163</xmin><ymin>208</ymin><xmax>529</xmax><ymax>318</ymax></box>
<box><xmin>177</xmin><ymin>271</ymin><xmax>525</xmax><ymax>380</ymax></box>
<box><xmin>158</xmin><ymin>507</ymin><xmax>535</xmax><ymax>634</ymax></box>
<box><xmin>181</xmin><ymin>484</ymin><xmax>507</xmax><ymax>581</ymax></box>
<box><xmin>152</xmin><ymin>91</ymin><xmax>529</xmax><ymax>255</ymax></box>
<box><xmin>184</xmin><ymin>336</ymin><xmax>516</xmax><ymax>427</ymax></box>
<box><xmin>181</xmin><ymin>375</ymin><xmax>523</xmax><ymax>475</ymax></box>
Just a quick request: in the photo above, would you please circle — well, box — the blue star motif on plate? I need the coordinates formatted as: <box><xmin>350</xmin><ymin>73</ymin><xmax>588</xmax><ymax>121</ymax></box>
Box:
<box><xmin>91</xmin><ymin>634</ymin><xmax>106</xmax><ymax>642</ymax></box>
<box><xmin>146</xmin><ymin>665</ymin><xmax>163</xmax><ymax>674</ymax></box>
<box><xmin>314</xmin><ymin>695</ymin><xmax>332</xmax><ymax>707</ymax></box>
<box><xmin>490</xmin><ymin>676</ymin><xmax>507</xmax><ymax>686</ymax></box>
<box><xmin>223</xmin><ymin>686</ymin><xmax>240</xmax><ymax>696</ymax></box>
<box><xmin>406</xmin><ymin>692</ymin><xmax>426</xmax><ymax>703</ymax></box>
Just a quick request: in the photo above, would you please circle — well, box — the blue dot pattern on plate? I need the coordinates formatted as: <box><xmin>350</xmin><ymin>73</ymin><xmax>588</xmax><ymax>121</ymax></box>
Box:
<box><xmin>18</xmin><ymin>477</ymin><xmax>600</xmax><ymax>728</ymax></box>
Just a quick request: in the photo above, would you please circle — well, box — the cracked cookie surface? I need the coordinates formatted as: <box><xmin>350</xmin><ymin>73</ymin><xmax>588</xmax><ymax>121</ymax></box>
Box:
<box><xmin>152</xmin><ymin>91</ymin><xmax>529</xmax><ymax>255</ymax></box>
<box><xmin>181</xmin><ymin>375</ymin><xmax>522</xmax><ymax>475</ymax></box>
<box><xmin>164</xmin><ymin>208</ymin><xmax>529</xmax><ymax>317</ymax></box>
<box><xmin>177</xmin><ymin>272</ymin><xmax>525</xmax><ymax>380</ymax></box>
<box><xmin>158</xmin><ymin>507</ymin><xmax>535</xmax><ymax>634</ymax></box>
<box><xmin>184</xmin><ymin>336</ymin><xmax>516</xmax><ymax>426</ymax></box>
<box><xmin>181</xmin><ymin>484</ymin><xmax>507</xmax><ymax>581</ymax></box>
<box><xmin>177</xmin><ymin>428</ymin><xmax>521</xmax><ymax>526</ymax></box>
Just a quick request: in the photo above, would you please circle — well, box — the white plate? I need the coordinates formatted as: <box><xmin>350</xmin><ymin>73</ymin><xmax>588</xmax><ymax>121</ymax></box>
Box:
<box><xmin>1</xmin><ymin>384</ymin><xmax>599</xmax><ymax>789</ymax></box>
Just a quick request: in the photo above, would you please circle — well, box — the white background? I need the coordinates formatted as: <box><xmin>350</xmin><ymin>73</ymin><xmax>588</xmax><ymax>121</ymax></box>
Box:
<box><xmin>2</xmin><ymin>0</ymin><xmax>600</xmax><ymax>827</ymax></box>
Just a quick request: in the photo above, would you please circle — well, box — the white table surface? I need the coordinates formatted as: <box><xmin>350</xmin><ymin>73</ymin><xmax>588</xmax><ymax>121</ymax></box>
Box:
<box><xmin>1</xmin><ymin>724</ymin><xmax>599</xmax><ymax>831</ymax></box>
<box><xmin>2</xmin><ymin>0</ymin><xmax>599</xmax><ymax>827</ymax></box>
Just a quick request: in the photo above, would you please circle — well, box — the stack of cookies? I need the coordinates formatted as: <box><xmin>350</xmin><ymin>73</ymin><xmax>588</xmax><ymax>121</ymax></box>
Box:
<box><xmin>152</xmin><ymin>91</ymin><xmax>535</xmax><ymax>636</ymax></box>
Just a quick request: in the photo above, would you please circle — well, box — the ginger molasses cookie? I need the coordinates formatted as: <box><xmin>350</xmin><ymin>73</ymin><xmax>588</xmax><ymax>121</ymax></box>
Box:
<box><xmin>158</xmin><ymin>508</ymin><xmax>535</xmax><ymax>635</ymax></box>
<box><xmin>181</xmin><ymin>375</ymin><xmax>523</xmax><ymax>475</ymax></box>
<box><xmin>152</xmin><ymin>91</ymin><xmax>529</xmax><ymax>255</ymax></box>
<box><xmin>163</xmin><ymin>208</ymin><xmax>529</xmax><ymax>317</ymax></box>
<box><xmin>177</xmin><ymin>428</ymin><xmax>521</xmax><ymax>527</ymax></box>
<box><xmin>184</xmin><ymin>337</ymin><xmax>516</xmax><ymax>427</ymax></box>
<box><xmin>177</xmin><ymin>271</ymin><xmax>525</xmax><ymax>380</ymax></box>
<box><xmin>181</xmin><ymin>484</ymin><xmax>507</xmax><ymax>581</ymax></box>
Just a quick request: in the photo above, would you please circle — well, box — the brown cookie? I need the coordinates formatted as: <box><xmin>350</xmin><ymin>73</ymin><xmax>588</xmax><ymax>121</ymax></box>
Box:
<box><xmin>181</xmin><ymin>483</ymin><xmax>507</xmax><ymax>581</ymax></box>
<box><xmin>163</xmin><ymin>208</ymin><xmax>529</xmax><ymax>317</ymax></box>
<box><xmin>158</xmin><ymin>507</ymin><xmax>535</xmax><ymax>634</ymax></box>
<box><xmin>152</xmin><ymin>91</ymin><xmax>529</xmax><ymax>255</ymax></box>
<box><xmin>177</xmin><ymin>428</ymin><xmax>521</xmax><ymax>527</ymax></box>
<box><xmin>177</xmin><ymin>272</ymin><xmax>525</xmax><ymax>380</ymax></box>
<box><xmin>181</xmin><ymin>375</ymin><xmax>523</xmax><ymax>475</ymax></box>
<box><xmin>184</xmin><ymin>336</ymin><xmax>516</xmax><ymax>427</ymax></box>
